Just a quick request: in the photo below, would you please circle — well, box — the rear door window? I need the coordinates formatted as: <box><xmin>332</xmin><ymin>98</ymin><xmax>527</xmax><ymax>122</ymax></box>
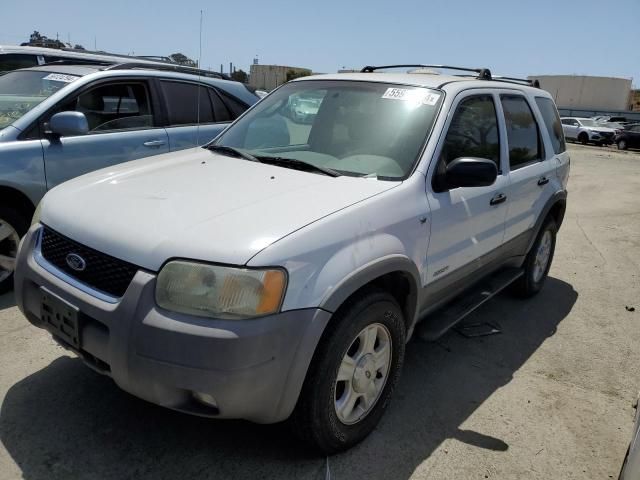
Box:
<box><xmin>500</xmin><ymin>95</ymin><xmax>543</xmax><ymax>169</ymax></box>
<box><xmin>535</xmin><ymin>97</ymin><xmax>566</xmax><ymax>155</ymax></box>
<box><xmin>160</xmin><ymin>81</ymin><xmax>215</xmax><ymax>125</ymax></box>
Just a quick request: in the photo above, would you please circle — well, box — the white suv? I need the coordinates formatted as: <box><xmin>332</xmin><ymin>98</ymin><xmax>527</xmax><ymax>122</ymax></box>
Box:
<box><xmin>15</xmin><ymin>64</ymin><xmax>570</xmax><ymax>453</ymax></box>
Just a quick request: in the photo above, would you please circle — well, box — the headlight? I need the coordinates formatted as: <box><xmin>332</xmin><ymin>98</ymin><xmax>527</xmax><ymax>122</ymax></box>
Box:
<box><xmin>31</xmin><ymin>201</ymin><xmax>42</xmax><ymax>226</ymax></box>
<box><xmin>155</xmin><ymin>261</ymin><xmax>286</xmax><ymax>319</ymax></box>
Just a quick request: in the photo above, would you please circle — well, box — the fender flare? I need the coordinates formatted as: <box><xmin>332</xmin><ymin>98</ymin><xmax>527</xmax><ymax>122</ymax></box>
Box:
<box><xmin>319</xmin><ymin>254</ymin><xmax>421</xmax><ymax>332</ymax></box>
<box><xmin>527</xmin><ymin>190</ymin><xmax>567</xmax><ymax>253</ymax></box>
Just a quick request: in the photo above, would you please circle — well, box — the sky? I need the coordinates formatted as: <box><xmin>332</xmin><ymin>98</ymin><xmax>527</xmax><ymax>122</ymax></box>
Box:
<box><xmin>2</xmin><ymin>0</ymin><xmax>639</xmax><ymax>85</ymax></box>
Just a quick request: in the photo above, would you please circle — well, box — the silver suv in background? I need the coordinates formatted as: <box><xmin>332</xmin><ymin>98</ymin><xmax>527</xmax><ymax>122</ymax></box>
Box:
<box><xmin>0</xmin><ymin>62</ymin><xmax>258</xmax><ymax>292</ymax></box>
<box><xmin>560</xmin><ymin>116</ymin><xmax>616</xmax><ymax>145</ymax></box>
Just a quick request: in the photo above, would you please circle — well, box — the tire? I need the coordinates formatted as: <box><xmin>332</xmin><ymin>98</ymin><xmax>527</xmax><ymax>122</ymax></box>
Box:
<box><xmin>291</xmin><ymin>287</ymin><xmax>406</xmax><ymax>454</ymax></box>
<box><xmin>510</xmin><ymin>219</ymin><xmax>557</xmax><ymax>298</ymax></box>
<box><xmin>618</xmin><ymin>139</ymin><xmax>628</xmax><ymax>150</ymax></box>
<box><xmin>578</xmin><ymin>132</ymin><xmax>589</xmax><ymax>145</ymax></box>
<box><xmin>0</xmin><ymin>205</ymin><xmax>30</xmax><ymax>294</ymax></box>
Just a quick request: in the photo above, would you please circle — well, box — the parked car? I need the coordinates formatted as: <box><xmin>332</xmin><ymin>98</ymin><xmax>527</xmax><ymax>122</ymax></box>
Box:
<box><xmin>592</xmin><ymin>115</ymin><xmax>628</xmax><ymax>124</ymax></box>
<box><xmin>15</xmin><ymin>65</ymin><xmax>569</xmax><ymax>453</ymax></box>
<box><xmin>0</xmin><ymin>63</ymin><xmax>258</xmax><ymax>292</ymax></box>
<box><xmin>0</xmin><ymin>45</ymin><xmax>183</xmax><ymax>74</ymax></box>
<box><xmin>615</xmin><ymin>124</ymin><xmax>640</xmax><ymax>150</ymax></box>
<box><xmin>619</xmin><ymin>393</ymin><xmax>640</xmax><ymax>479</ymax></box>
<box><xmin>561</xmin><ymin>117</ymin><xmax>616</xmax><ymax>145</ymax></box>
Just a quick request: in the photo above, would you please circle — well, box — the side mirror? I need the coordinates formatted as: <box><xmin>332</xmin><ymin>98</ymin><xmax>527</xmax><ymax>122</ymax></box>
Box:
<box><xmin>445</xmin><ymin>157</ymin><xmax>498</xmax><ymax>189</ymax></box>
<box><xmin>48</xmin><ymin>111</ymin><xmax>89</xmax><ymax>137</ymax></box>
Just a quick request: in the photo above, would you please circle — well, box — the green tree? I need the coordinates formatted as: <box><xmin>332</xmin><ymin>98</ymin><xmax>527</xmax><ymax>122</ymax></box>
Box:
<box><xmin>230</xmin><ymin>69</ymin><xmax>248</xmax><ymax>83</ymax></box>
<box><xmin>286</xmin><ymin>69</ymin><xmax>311</xmax><ymax>82</ymax></box>
<box><xmin>169</xmin><ymin>53</ymin><xmax>197</xmax><ymax>67</ymax></box>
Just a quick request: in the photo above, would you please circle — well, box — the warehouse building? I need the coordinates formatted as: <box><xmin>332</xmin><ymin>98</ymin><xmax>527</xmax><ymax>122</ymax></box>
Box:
<box><xmin>528</xmin><ymin>74</ymin><xmax>640</xmax><ymax>121</ymax></box>
<box><xmin>249</xmin><ymin>64</ymin><xmax>312</xmax><ymax>91</ymax></box>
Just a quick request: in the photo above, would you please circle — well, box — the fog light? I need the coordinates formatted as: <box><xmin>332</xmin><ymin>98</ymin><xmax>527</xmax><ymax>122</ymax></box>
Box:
<box><xmin>192</xmin><ymin>391</ymin><xmax>218</xmax><ymax>408</ymax></box>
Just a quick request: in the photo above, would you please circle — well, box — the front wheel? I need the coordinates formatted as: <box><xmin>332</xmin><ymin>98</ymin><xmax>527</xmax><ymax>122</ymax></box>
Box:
<box><xmin>578</xmin><ymin>132</ymin><xmax>589</xmax><ymax>145</ymax></box>
<box><xmin>291</xmin><ymin>288</ymin><xmax>406</xmax><ymax>454</ymax></box>
<box><xmin>510</xmin><ymin>219</ymin><xmax>557</xmax><ymax>298</ymax></box>
<box><xmin>0</xmin><ymin>205</ymin><xmax>30</xmax><ymax>294</ymax></box>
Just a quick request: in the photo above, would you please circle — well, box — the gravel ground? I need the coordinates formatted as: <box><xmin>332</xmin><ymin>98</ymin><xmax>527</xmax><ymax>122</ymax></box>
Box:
<box><xmin>1</xmin><ymin>143</ymin><xmax>639</xmax><ymax>479</ymax></box>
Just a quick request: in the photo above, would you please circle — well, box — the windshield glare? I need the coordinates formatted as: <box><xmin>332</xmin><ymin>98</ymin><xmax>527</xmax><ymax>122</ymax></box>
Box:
<box><xmin>0</xmin><ymin>70</ymin><xmax>79</xmax><ymax>129</ymax></box>
<box><xmin>214</xmin><ymin>80</ymin><xmax>443</xmax><ymax>179</ymax></box>
<box><xmin>579</xmin><ymin>119</ymin><xmax>597</xmax><ymax>127</ymax></box>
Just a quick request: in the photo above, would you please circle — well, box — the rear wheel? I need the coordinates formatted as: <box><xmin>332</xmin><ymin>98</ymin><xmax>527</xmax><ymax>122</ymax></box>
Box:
<box><xmin>618</xmin><ymin>139</ymin><xmax>628</xmax><ymax>150</ymax></box>
<box><xmin>0</xmin><ymin>205</ymin><xmax>29</xmax><ymax>294</ymax></box>
<box><xmin>291</xmin><ymin>288</ymin><xmax>405</xmax><ymax>454</ymax></box>
<box><xmin>578</xmin><ymin>132</ymin><xmax>589</xmax><ymax>145</ymax></box>
<box><xmin>511</xmin><ymin>219</ymin><xmax>557</xmax><ymax>298</ymax></box>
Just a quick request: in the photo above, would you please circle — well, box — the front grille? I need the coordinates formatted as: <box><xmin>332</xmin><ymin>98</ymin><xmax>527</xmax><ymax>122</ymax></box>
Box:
<box><xmin>40</xmin><ymin>226</ymin><xmax>139</xmax><ymax>298</ymax></box>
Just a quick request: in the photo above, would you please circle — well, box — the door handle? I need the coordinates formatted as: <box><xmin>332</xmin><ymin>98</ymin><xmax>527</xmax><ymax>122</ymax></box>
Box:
<box><xmin>143</xmin><ymin>140</ymin><xmax>166</xmax><ymax>147</ymax></box>
<box><xmin>537</xmin><ymin>176</ymin><xmax>550</xmax><ymax>186</ymax></box>
<box><xmin>490</xmin><ymin>193</ymin><xmax>507</xmax><ymax>206</ymax></box>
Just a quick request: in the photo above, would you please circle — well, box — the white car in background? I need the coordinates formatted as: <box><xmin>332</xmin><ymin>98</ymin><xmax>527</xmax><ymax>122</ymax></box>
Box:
<box><xmin>560</xmin><ymin>117</ymin><xmax>616</xmax><ymax>146</ymax></box>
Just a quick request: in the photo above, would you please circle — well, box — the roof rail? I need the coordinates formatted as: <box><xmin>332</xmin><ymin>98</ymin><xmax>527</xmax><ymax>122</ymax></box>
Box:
<box><xmin>103</xmin><ymin>62</ymin><xmax>231</xmax><ymax>80</ymax></box>
<box><xmin>492</xmin><ymin>76</ymin><xmax>541</xmax><ymax>88</ymax></box>
<box><xmin>40</xmin><ymin>59</ymin><xmax>118</xmax><ymax>67</ymax></box>
<box><xmin>361</xmin><ymin>64</ymin><xmax>492</xmax><ymax>80</ymax></box>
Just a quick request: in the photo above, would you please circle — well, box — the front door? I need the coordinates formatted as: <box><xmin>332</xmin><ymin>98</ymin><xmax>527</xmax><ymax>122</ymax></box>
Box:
<box><xmin>41</xmin><ymin>80</ymin><xmax>169</xmax><ymax>188</ymax></box>
<box><xmin>425</xmin><ymin>92</ymin><xmax>508</xmax><ymax>287</ymax></box>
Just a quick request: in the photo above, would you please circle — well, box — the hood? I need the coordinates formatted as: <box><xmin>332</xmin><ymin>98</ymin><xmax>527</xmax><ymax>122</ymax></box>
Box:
<box><xmin>587</xmin><ymin>126</ymin><xmax>616</xmax><ymax>133</ymax></box>
<box><xmin>40</xmin><ymin>148</ymin><xmax>397</xmax><ymax>270</ymax></box>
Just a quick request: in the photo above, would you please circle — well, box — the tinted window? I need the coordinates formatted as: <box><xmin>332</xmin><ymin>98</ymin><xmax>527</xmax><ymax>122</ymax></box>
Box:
<box><xmin>501</xmin><ymin>95</ymin><xmax>542</xmax><ymax>169</ymax></box>
<box><xmin>209</xmin><ymin>89</ymin><xmax>231</xmax><ymax>122</ymax></box>
<box><xmin>535</xmin><ymin>97</ymin><xmax>566</xmax><ymax>154</ymax></box>
<box><xmin>160</xmin><ymin>81</ymin><xmax>214</xmax><ymax>125</ymax></box>
<box><xmin>218</xmin><ymin>92</ymin><xmax>248</xmax><ymax>118</ymax></box>
<box><xmin>440</xmin><ymin>95</ymin><xmax>500</xmax><ymax>168</ymax></box>
<box><xmin>561</xmin><ymin>118</ymin><xmax>571</xmax><ymax>125</ymax></box>
<box><xmin>61</xmin><ymin>83</ymin><xmax>153</xmax><ymax>133</ymax></box>
<box><xmin>0</xmin><ymin>54</ymin><xmax>39</xmax><ymax>72</ymax></box>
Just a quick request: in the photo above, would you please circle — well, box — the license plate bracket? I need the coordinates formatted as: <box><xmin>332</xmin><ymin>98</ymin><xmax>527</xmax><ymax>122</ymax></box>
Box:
<box><xmin>40</xmin><ymin>288</ymin><xmax>81</xmax><ymax>349</ymax></box>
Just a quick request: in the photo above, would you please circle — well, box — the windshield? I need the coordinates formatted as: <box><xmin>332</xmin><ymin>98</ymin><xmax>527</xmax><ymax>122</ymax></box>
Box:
<box><xmin>0</xmin><ymin>70</ymin><xmax>79</xmax><ymax>130</ymax></box>
<box><xmin>579</xmin><ymin>119</ymin><xmax>598</xmax><ymax>127</ymax></box>
<box><xmin>213</xmin><ymin>80</ymin><xmax>443</xmax><ymax>179</ymax></box>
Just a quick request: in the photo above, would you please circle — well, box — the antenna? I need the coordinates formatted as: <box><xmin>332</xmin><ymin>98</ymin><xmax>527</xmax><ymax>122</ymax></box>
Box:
<box><xmin>195</xmin><ymin>9</ymin><xmax>203</xmax><ymax>147</ymax></box>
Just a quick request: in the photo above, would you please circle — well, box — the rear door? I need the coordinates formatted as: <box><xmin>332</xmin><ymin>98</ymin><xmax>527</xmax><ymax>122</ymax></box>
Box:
<box><xmin>41</xmin><ymin>79</ymin><xmax>169</xmax><ymax>188</ymax></box>
<box><xmin>561</xmin><ymin>118</ymin><xmax>578</xmax><ymax>139</ymax></box>
<box><xmin>158</xmin><ymin>80</ymin><xmax>234</xmax><ymax>150</ymax></box>
<box><xmin>499</xmin><ymin>93</ymin><xmax>553</xmax><ymax>245</ymax></box>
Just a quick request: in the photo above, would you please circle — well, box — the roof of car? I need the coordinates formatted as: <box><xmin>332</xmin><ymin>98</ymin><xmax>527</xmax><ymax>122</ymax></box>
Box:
<box><xmin>296</xmin><ymin>72</ymin><xmax>545</xmax><ymax>95</ymax></box>
<box><xmin>19</xmin><ymin>64</ymin><xmax>102</xmax><ymax>76</ymax></box>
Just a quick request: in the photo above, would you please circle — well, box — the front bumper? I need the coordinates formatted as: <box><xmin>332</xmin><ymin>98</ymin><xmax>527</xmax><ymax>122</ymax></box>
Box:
<box><xmin>15</xmin><ymin>225</ymin><xmax>331</xmax><ymax>423</ymax></box>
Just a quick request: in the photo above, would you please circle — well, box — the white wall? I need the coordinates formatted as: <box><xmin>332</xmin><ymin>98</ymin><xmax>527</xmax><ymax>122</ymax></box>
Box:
<box><xmin>529</xmin><ymin>75</ymin><xmax>632</xmax><ymax>110</ymax></box>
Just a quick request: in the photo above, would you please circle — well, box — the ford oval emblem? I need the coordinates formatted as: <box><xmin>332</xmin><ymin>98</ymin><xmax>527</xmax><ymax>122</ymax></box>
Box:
<box><xmin>65</xmin><ymin>253</ymin><xmax>86</xmax><ymax>272</ymax></box>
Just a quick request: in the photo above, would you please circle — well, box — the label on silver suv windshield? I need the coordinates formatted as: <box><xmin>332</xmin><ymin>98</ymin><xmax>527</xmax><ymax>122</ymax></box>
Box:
<box><xmin>381</xmin><ymin>87</ymin><xmax>440</xmax><ymax>105</ymax></box>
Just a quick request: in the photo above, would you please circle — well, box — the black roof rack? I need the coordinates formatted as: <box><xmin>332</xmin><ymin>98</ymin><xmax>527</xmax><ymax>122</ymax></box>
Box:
<box><xmin>103</xmin><ymin>62</ymin><xmax>231</xmax><ymax>80</ymax></box>
<box><xmin>40</xmin><ymin>59</ymin><xmax>116</xmax><ymax>67</ymax></box>
<box><xmin>493</xmin><ymin>76</ymin><xmax>541</xmax><ymax>88</ymax></box>
<box><xmin>360</xmin><ymin>64</ymin><xmax>541</xmax><ymax>88</ymax></box>
<box><xmin>361</xmin><ymin>64</ymin><xmax>492</xmax><ymax>80</ymax></box>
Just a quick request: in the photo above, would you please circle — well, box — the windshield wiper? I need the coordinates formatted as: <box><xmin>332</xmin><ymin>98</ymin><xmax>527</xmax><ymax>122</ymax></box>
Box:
<box><xmin>205</xmin><ymin>145</ymin><xmax>259</xmax><ymax>162</ymax></box>
<box><xmin>254</xmin><ymin>156</ymin><xmax>341</xmax><ymax>177</ymax></box>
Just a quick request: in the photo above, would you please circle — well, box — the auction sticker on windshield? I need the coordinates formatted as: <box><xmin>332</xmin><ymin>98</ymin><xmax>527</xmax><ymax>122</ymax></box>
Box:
<box><xmin>381</xmin><ymin>88</ymin><xmax>440</xmax><ymax>106</ymax></box>
<box><xmin>42</xmin><ymin>73</ymin><xmax>79</xmax><ymax>83</ymax></box>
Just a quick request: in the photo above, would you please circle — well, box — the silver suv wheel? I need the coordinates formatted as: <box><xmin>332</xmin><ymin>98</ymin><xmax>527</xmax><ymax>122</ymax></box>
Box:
<box><xmin>334</xmin><ymin>322</ymin><xmax>391</xmax><ymax>425</ymax></box>
<box><xmin>0</xmin><ymin>219</ymin><xmax>19</xmax><ymax>282</ymax></box>
<box><xmin>532</xmin><ymin>230</ymin><xmax>552</xmax><ymax>283</ymax></box>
